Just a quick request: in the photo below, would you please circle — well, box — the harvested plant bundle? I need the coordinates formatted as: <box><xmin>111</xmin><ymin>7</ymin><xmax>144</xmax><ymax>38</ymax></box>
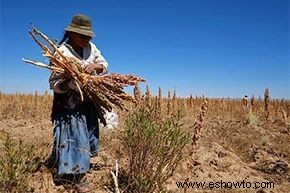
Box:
<box><xmin>23</xmin><ymin>27</ymin><xmax>145</xmax><ymax>125</ymax></box>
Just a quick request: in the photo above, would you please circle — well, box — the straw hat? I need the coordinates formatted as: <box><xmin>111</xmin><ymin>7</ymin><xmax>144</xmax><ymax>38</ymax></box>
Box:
<box><xmin>65</xmin><ymin>14</ymin><xmax>95</xmax><ymax>37</ymax></box>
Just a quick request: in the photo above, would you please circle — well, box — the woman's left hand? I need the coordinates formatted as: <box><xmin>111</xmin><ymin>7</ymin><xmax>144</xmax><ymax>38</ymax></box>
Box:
<box><xmin>84</xmin><ymin>63</ymin><xmax>104</xmax><ymax>74</ymax></box>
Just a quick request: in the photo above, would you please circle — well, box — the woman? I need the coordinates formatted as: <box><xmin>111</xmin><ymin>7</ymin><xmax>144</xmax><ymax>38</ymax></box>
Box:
<box><xmin>48</xmin><ymin>13</ymin><xmax>108</xmax><ymax>189</ymax></box>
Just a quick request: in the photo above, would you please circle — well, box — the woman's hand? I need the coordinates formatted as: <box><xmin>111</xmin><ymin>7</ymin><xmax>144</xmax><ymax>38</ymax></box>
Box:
<box><xmin>84</xmin><ymin>63</ymin><xmax>104</xmax><ymax>74</ymax></box>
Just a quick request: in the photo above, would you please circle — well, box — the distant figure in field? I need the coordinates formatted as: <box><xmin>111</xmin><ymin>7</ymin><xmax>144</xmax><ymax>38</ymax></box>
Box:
<box><xmin>242</xmin><ymin>95</ymin><xmax>250</xmax><ymax>113</ymax></box>
<box><xmin>47</xmin><ymin>13</ymin><xmax>108</xmax><ymax>192</ymax></box>
<box><xmin>242</xmin><ymin>95</ymin><xmax>249</xmax><ymax>107</ymax></box>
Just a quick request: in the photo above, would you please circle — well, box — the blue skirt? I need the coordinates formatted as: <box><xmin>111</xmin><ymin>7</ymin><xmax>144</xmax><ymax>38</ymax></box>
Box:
<box><xmin>51</xmin><ymin>105</ymin><xmax>99</xmax><ymax>175</ymax></box>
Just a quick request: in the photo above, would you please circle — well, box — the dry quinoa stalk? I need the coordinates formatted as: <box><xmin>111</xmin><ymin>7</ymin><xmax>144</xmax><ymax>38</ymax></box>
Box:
<box><xmin>133</xmin><ymin>83</ymin><xmax>141</xmax><ymax>106</ymax></box>
<box><xmin>264</xmin><ymin>88</ymin><xmax>270</xmax><ymax>126</ymax></box>
<box><xmin>167</xmin><ymin>91</ymin><xmax>172</xmax><ymax>116</ymax></box>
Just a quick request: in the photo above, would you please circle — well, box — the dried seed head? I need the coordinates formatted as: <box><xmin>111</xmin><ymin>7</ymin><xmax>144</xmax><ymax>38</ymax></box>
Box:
<box><xmin>145</xmin><ymin>84</ymin><xmax>151</xmax><ymax>108</ymax></box>
<box><xmin>167</xmin><ymin>91</ymin><xmax>172</xmax><ymax>116</ymax></box>
<box><xmin>157</xmin><ymin>87</ymin><xmax>162</xmax><ymax>114</ymax></box>
<box><xmin>134</xmin><ymin>83</ymin><xmax>141</xmax><ymax>105</ymax></box>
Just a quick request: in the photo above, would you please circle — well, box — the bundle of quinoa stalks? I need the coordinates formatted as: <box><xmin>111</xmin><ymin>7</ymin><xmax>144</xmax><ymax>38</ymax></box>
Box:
<box><xmin>23</xmin><ymin>27</ymin><xmax>145</xmax><ymax>125</ymax></box>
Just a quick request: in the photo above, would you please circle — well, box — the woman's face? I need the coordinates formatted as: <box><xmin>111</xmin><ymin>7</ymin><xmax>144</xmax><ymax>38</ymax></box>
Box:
<box><xmin>68</xmin><ymin>32</ymin><xmax>91</xmax><ymax>48</ymax></box>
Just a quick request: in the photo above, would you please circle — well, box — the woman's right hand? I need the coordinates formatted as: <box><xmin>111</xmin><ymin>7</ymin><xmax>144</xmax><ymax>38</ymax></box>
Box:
<box><xmin>84</xmin><ymin>63</ymin><xmax>104</xmax><ymax>74</ymax></box>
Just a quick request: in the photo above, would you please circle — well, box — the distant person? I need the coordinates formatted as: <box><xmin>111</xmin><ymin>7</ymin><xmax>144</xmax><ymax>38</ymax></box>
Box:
<box><xmin>242</xmin><ymin>95</ymin><xmax>250</xmax><ymax>114</ymax></box>
<box><xmin>242</xmin><ymin>95</ymin><xmax>249</xmax><ymax>108</ymax></box>
<box><xmin>47</xmin><ymin>13</ymin><xmax>108</xmax><ymax>191</ymax></box>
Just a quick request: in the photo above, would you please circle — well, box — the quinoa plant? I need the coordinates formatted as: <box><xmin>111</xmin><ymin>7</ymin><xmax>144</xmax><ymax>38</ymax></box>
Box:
<box><xmin>123</xmin><ymin>103</ymin><xmax>189</xmax><ymax>193</ymax></box>
<box><xmin>0</xmin><ymin>131</ymin><xmax>38</xmax><ymax>193</ymax></box>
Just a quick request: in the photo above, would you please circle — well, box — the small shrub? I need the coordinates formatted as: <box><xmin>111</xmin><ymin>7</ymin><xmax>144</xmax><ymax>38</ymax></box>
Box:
<box><xmin>123</xmin><ymin>105</ymin><xmax>189</xmax><ymax>193</ymax></box>
<box><xmin>246</xmin><ymin>109</ymin><xmax>258</xmax><ymax>125</ymax></box>
<box><xmin>0</xmin><ymin>131</ymin><xmax>39</xmax><ymax>193</ymax></box>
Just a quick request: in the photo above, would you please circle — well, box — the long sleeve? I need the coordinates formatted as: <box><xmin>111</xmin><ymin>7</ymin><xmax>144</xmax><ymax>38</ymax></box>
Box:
<box><xmin>49</xmin><ymin>44</ymin><xmax>76</xmax><ymax>93</ymax></box>
<box><xmin>89</xmin><ymin>43</ymin><xmax>109</xmax><ymax>74</ymax></box>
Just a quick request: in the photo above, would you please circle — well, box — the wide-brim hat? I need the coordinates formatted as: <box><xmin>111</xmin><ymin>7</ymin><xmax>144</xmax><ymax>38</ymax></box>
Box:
<box><xmin>65</xmin><ymin>14</ymin><xmax>95</xmax><ymax>37</ymax></box>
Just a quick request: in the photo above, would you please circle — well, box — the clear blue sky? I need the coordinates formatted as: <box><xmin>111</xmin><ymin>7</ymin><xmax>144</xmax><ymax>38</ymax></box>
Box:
<box><xmin>0</xmin><ymin>0</ymin><xmax>289</xmax><ymax>98</ymax></box>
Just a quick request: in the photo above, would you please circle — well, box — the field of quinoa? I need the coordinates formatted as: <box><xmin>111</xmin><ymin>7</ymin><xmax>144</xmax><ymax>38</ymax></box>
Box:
<box><xmin>0</xmin><ymin>89</ymin><xmax>289</xmax><ymax>193</ymax></box>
